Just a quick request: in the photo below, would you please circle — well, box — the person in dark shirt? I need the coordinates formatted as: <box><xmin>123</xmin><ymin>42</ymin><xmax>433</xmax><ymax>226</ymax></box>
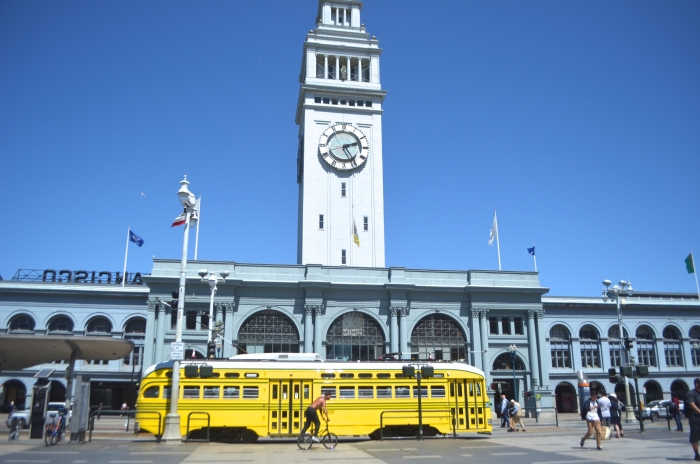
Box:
<box><xmin>686</xmin><ymin>377</ymin><xmax>700</xmax><ymax>461</ymax></box>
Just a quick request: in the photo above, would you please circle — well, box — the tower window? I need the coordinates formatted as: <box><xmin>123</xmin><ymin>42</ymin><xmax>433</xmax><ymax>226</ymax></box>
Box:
<box><xmin>319</xmin><ymin>214</ymin><xmax>324</xmax><ymax>230</ymax></box>
<box><xmin>331</xmin><ymin>98</ymin><xmax>338</xmax><ymax>105</ymax></box>
<box><xmin>349</xmin><ymin>100</ymin><xmax>355</xmax><ymax>106</ymax></box>
<box><xmin>356</xmin><ymin>100</ymin><xmax>364</xmax><ymax>107</ymax></box>
<box><xmin>365</xmin><ymin>101</ymin><xmax>372</xmax><ymax>107</ymax></box>
<box><xmin>314</xmin><ymin>96</ymin><xmax>321</xmax><ymax>103</ymax></box>
<box><xmin>322</xmin><ymin>97</ymin><xmax>329</xmax><ymax>104</ymax></box>
<box><xmin>363</xmin><ymin>216</ymin><xmax>368</xmax><ymax>231</ymax></box>
<box><xmin>341</xmin><ymin>183</ymin><xmax>346</xmax><ymax>197</ymax></box>
<box><xmin>341</xmin><ymin>249</ymin><xmax>347</xmax><ymax>265</ymax></box>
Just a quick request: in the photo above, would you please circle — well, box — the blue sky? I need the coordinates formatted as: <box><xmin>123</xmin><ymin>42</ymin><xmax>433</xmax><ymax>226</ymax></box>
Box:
<box><xmin>1</xmin><ymin>1</ymin><xmax>698</xmax><ymax>296</ymax></box>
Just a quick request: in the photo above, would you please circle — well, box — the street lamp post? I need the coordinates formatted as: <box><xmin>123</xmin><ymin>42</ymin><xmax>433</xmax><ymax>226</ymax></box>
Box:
<box><xmin>602</xmin><ymin>279</ymin><xmax>634</xmax><ymax>423</ymax></box>
<box><xmin>161</xmin><ymin>176</ymin><xmax>198</xmax><ymax>444</ymax></box>
<box><xmin>199</xmin><ymin>269</ymin><xmax>229</xmax><ymax>345</ymax></box>
<box><xmin>507</xmin><ymin>344</ymin><xmax>518</xmax><ymax>400</ymax></box>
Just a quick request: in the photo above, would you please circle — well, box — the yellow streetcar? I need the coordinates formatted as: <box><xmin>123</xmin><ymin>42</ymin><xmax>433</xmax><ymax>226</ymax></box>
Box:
<box><xmin>135</xmin><ymin>353</ymin><xmax>492</xmax><ymax>442</ymax></box>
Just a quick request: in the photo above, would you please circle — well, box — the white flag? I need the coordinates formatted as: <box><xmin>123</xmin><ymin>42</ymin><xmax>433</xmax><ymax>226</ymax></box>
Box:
<box><xmin>488</xmin><ymin>212</ymin><xmax>498</xmax><ymax>245</ymax></box>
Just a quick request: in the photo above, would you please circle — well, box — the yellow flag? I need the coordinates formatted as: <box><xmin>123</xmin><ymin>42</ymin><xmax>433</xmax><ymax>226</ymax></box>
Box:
<box><xmin>353</xmin><ymin>219</ymin><xmax>360</xmax><ymax>247</ymax></box>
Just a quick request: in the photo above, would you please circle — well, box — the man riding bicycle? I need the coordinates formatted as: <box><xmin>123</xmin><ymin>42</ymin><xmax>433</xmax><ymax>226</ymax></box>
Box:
<box><xmin>301</xmin><ymin>391</ymin><xmax>331</xmax><ymax>442</ymax></box>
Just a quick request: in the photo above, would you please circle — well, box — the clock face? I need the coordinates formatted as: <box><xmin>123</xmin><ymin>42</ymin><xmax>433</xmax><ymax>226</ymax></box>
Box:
<box><xmin>318</xmin><ymin>123</ymin><xmax>369</xmax><ymax>171</ymax></box>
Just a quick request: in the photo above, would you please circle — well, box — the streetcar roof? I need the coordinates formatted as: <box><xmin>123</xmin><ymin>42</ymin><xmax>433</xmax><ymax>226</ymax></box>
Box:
<box><xmin>142</xmin><ymin>354</ymin><xmax>485</xmax><ymax>378</ymax></box>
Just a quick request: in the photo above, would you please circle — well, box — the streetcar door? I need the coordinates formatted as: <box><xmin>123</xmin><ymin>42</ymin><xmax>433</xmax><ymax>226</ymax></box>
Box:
<box><xmin>449</xmin><ymin>380</ymin><xmax>468</xmax><ymax>430</ymax></box>
<box><xmin>269</xmin><ymin>380</ymin><xmax>312</xmax><ymax>435</ymax></box>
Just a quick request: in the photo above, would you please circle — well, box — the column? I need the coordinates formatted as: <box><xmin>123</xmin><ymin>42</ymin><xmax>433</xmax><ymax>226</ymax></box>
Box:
<box><xmin>223</xmin><ymin>303</ymin><xmax>235</xmax><ymax>357</ymax></box>
<box><xmin>346</xmin><ymin>57</ymin><xmax>351</xmax><ymax>80</ymax></box>
<box><xmin>313</xmin><ymin>307</ymin><xmax>324</xmax><ymax>357</ymax></box>
<box><xmin>470</xmin><ymin>309</ymin><xmax>482</xmax><ymax>370</ymax></box>
<box><xmin>398</xmin><ymin>307</ymin><xmax>409</xmax><ymax>359</ymax></box>
<box><xmin>479</xmin><ymin>309</ymin><xmax>490</xmax><ymax>387</ymax></box>
<box><xmin>535</xmin><ymin>310</ymin><xmax>551</xmax><ymax>388</ymax></box>
<box><xmin>324</xmin><ymin>55</ymin><xmax>328</xmax><ymax>79</ymax></box>
<box><xmin>335</xmin><ymin>56</ymin><xmax>340</xmax><ymax>80</ymax></box>
<box><xmin>304</xmin><ymin>306</ymin><xmax>314</xmax><ymax>353</ymax></box>
<box><xmin>358</xmin><ymin>58</ymin><xmax>363</xmax><ymax>82</ymax></box>
<box><xmin>526</xmin><ymin>310</ymin><xmax>540</xmax><ymax>386</ymax></box>
<box><xmin>389</xmin><ymin>307</ymin><xmax>399</xmax><ymax>353</ymax></box>
<box><xmin>154</xmin><ymin>303</ymin><xmax>166</xmax><ymax>363</ymax></box>
<box><xmin>143</xmin><ymin>300</ymin><xmax>157</xmax><ymax>368</ymax></box>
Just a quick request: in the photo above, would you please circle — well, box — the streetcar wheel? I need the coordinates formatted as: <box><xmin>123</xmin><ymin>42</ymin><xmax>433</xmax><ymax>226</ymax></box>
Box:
<box><xmin>323</xmin><ymin>433</ymin><xmax>338</xmax><ymax>449</ymax></box>
<box><xmin>297</xmin><ymin>434</ymin><xmax>313</xmax><ymax>450</ymax></box>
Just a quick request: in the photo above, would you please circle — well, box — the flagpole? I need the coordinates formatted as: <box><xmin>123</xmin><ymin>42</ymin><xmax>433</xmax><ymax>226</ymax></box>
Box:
<box><xmin>122</xmin><ymin>226</ymin><xmax>130</xmax><ymax>287</ymax></box>
<box><xmin>194</xmin><ymin>195</ymin><xmax>201</xmax><ymax>260</ymax></box>
<box><xmin>495</xmin><ymin>211</ymin><xmax>501</xmax><ymax>271</ymax></box>
<box><xmin>693</xmin><ymin>251</ymin><xmax>700</xmax><ymax>299</ymax></box>
<box><xmin>532</xmin><ymin>243</ymin><xmax>537</xmax><ymax>272</ymax></box>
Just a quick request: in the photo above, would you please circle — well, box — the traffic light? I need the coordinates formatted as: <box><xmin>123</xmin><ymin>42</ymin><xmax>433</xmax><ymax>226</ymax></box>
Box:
<box><xmin>636</xmin><ymin>365</ymin><xmax>649</xmax><ymax>377</ymax></box>
<box><xmin>623</xmin><ymin>337</ymin><xmax>634</xmax><ymax>351</ymax></box>
<box><xmin>402</xmin><ymin>366</ymin><xmax>415</xmax><ymax>378</ymax></box>
<box><xmin>608</xmin><ymin>368</ymin><xmax>618</xmax><ymax>383</ymax></box>
<box><xmin>207</xmin><ymin>341</ymin><xmax>216</xmax><ymax>359</ymax></box>
<box><xmin>421</xmin><ymin>366</ymin><xmax>434</xmax><ymax>378</ymax></box>
<box><xmin>621</xmin><ymin>366</ymin><xmax>633</xmax><ymax>377</ymax></box>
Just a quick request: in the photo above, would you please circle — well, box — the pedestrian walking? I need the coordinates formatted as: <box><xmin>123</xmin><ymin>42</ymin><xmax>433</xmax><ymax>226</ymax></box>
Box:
<box><xmin>686</xmin><ymin>377</ymin><xmax>700</xmax><ymax>461</ymax></box>
<box><xmin>500</xmin><ymin>394</ymin><xmax>510</xmax><ymax>428</ymax></box>
<box><xmin>580</xmin><ymin>395</ymin><xmax>604</xmax><ymax>450</ymax></box>
<box><xmin>609</xmin><ymin>393</ymin><xmax>624</xmax><ymax>438</ymax></box>
<box><xmin>508</xmin><ymin>399</ymin><xmax>526</xmax><ymax>432</ymax></box>
<box><xmin>598</xmin><ymin>392</ymin><xmax>611</xmax><ymax>439</ymax></box>
<box><xmin>7</xmin><ymin>401</ymin><xmax>14</xmax><ymax>421</ymax></box>
<box><xmin>120</xmin><ymin>403</ymin><xmax>128</xmax><ymax>416</ymax></box>
<box><xmin>671</xmin><ymin>393</ymin><xmax>683</xmax><ymax>432</ymax></box>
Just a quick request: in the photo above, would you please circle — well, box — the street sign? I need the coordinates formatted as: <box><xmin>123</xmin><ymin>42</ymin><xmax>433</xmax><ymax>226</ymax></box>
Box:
<box><xmin>171</xmin><ymin>342</ymin><xmax>185</xmax><ymax>361</ymax></box>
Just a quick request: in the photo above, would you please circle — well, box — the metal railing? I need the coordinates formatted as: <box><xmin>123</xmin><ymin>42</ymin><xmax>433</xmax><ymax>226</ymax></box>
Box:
<box><xmin>519</xmin><ymin>406</ymin><xmax>559</xmax><ymax>427</ymax></box>
<box><xmin>185</xmin><ymin>412</ymin><xmax>210</xmax><ymax>443</ymax></box>
<box><xmin>88</xmin><ymin>410</ymin><xmax>162</xmax><ymax>443</ymax></box>
<box><xmin>379</xmin><ymin>409</ymin><xmax>456</xmax><ymax>440</ymax></box>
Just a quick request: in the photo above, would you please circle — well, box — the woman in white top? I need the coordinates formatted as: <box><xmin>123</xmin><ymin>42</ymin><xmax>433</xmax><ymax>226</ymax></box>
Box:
<box><xmin>580</xmin><ymin>395</ymin><xmax>604</xmax><ymax>450</ymax></box>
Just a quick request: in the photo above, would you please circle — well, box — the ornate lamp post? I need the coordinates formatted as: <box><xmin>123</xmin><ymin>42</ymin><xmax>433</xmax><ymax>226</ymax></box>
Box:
<box><xmin>199</xmin><ymin>269</ymin><xmax>229</xmax><ymax>344</ymax></box>
<box><xmin>161</xmin><ymin>176</ymin><xmax>197</xmax><ymax>443</ymax></box>
<box><xmin>602</xmin><ymin>279</ymin><xmax>634</xmax><ymax>423</ymax></box>
<box><xmin>507</xmin><ymin>344</ymin><xmax>518</xmax><ymax>400</ymax></box>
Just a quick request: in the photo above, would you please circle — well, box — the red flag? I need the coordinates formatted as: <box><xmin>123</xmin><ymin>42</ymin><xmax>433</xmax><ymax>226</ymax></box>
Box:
<box><xmin>171</xmin><ymin>211</ymin><xmax>186</xmax><ymax>227</ymax></box>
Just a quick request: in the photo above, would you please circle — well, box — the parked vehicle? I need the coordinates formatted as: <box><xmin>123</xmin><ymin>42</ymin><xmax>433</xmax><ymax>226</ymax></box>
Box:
<box><xmin>636</xmin><ymin>400</ymin><xmax>685</xmax><ymax>421</ymax></box>
<box><xmin>5</xmin><ymin>402</ymin><xmax>72</xmax><ymax>430</ymax></box>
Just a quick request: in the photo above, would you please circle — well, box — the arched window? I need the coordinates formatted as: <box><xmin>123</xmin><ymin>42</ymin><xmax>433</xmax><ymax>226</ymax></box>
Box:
<box><xmin>662</xmin><ymin>326</ymin><xmax>683</xmax><ymax>367</ymax></box>
<box><xmin>492</xmin><ymin>352</ymin><xmax>526</xmax><ymax>371</ymax></box>
<box><xmin>123</xmin><ymin>317</ymin><xmax>146</xmax><ymax>367</ymax></box>
<box><xmin>86</xmin><ymin>317</ymin><xmax>112</xmax><ymax>334</ymax></box>
<box><xmin>690</xmin><ymin>326</ymin><xmax>700</xmax><ymax>367</ymax></box>
<box><xmin>608</xmin><ymin>326</ymin><xmax>629</xmax><ymax>340</ymax></box>
<box><xmin>636</xmin><ymin>326</ymin><xmax>656</xmax><ymax>366</ymax></box>
<box><xmin>579</xmin><ymin>325</ymin><xmax>600</xmax><ymax>368</ymax></box>
<box><xmin>327</xmin><ymin>312</ymin><xmax>385</xmax><ymax>361</ymax></box>
<box><xmin>238</xmin><ymin>310</ymin><xmax>299</xmax><ymax>354</ymax></box>
<box><xmin>607</xmin><ymin>325</ymin><xmax>629</xmax><ymax>367</ymax></box>
<box><xmin>9</xmin><ymin>314</ymin><xmax>35</xmax><ymax>332</ymax></box>
<box><xmin>549</xmin><ymin>325</ymin><xmax>571</xmax><ymax>369</ymax></box>
<box><xmin>410</xmin><ymin>314</ymin><xmax>466</xmax><ymax>361</ymax></box>
<box><xmin>47</xmin><ymin>316</ymin><xmax>73</xmax><ymax>333</ymax></box>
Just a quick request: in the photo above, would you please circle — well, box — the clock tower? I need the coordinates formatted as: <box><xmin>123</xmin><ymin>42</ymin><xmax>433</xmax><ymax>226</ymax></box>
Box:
<box><xmin>296</xmin><ymin>0</ymin><xmax>386</xmax><ymax>267</ymax></box>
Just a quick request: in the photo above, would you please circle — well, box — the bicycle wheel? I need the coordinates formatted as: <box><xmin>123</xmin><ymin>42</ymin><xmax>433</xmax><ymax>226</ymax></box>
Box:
<box><xmin>322</xmin><ymin>433</ymin><xmax>338</xmax><ymax>449</ymax></box>
<box><xmin>297</xmin><ymin>434</ymin><xmax>313</xmax><ymax>450</ymax></box>
<box><xmin>45</xmin><ymin>428</ymin><xmax>57</xmax><ymax>446</ymax></box>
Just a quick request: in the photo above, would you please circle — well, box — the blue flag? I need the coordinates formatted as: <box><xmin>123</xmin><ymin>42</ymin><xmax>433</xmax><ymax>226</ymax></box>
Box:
<box><xmin>129</xmin><ymin>230</ymin><xmax>144</xmax><ymax>247</ymax></box>
<box><xmin>527</xmin><ymin>245</ymin><xmax>535</xmax><ymax>256</ymax></box>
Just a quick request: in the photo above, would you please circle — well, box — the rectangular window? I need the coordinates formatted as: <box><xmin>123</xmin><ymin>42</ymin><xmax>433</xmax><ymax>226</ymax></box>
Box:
<box><xmin>609</xmin><ymin>343</ymin><xmax>622</xmax><ymax>367</ymax></box>
<box><xmin>637</xmin><ymin>342</ymin><xmax>657</xmax><ymax>367</ymax></box>
<box><xmin>501</xmin><ymin>317</ymin><xmax>511</xmax><ymax>335</ymax></box>
<box><xmin>431</xmin><ymin>386</ymin><xmax>446</xmax><ymax>398</ymax></box>
<box><xmin>185</xmin><ymin>312</ymin><xmax>198</xmax><ymax>330</ymax></box>
<box><xmin>183</xmin><ymin>386</ymin><xmax>200</xmax><ymax>399</ymax></box>
<box><xmin>163</xmin><ymin>387</ymin><xmax>172</xmax><ymax>399</ymax></box>
<box><xmin>349</xmin><ymin>100</ymin><xmax>355</xmax><ymax>106</ymax></box>
<box><xmin>331</xmin><ymin>98</ymin><xmax>338</xmax><ymax>105</ymax></box>
<box><xmin>365</xmin><ymin>101</ymin><xmax>372</xmax><ymax>107</ymax></box>
<box><xmin>223</xmin><ymin>386</ymin><xmax>240</xmax><ymax>399</ymax></box>
<box><xmin>412</xmin><ymin>386</ymin><xmax>427</xmax><ymax>397</ymax></box>
<box><xmin>356</xmin><ymin>100</ymin><xmax>364</xmax><ymax>107</ymax></box>
<box><xmin>693</xmin><ymin>345</ymin><xmax>700</xmax><ymax>367</ymax></box>
<box><xmin>321</xmin><ymin>387</ymin><xmax>336</xmax><ymax>399</ymax></box>
<box><xmin>339</xmin><ymin>387</ymin><xmax>355</xmax><ymax>399</ymax></box>
<box><xmin>358</xmin><ymin>387</ymin><xmax>374</xmax><ymax>398</ymax></box>
<box><xmin>550</xmin><ymin>343</ymin><xmax>571</xmax><ymax>368</ymax></box>
<box><xmin>203</xmin><ymin>386</ymin><xmax>220</xmax><ymax>399</ymax></box>
<box><xmin>243</xmin><ymin>387</ymin><xmax>259</xmax><ymax>399</ymax></box>
<box><xmin>664</xmin><ymin>342</ymin><xmax>683</xmax><ymax>367</ymax></box>
<box><xmin>376</xmin><ymin>386</ymin><xmax>392</xmax><ymax>398</ymax></box>
<box><xmin>514</xmin><ymin>318</ymin><xmax>524</xmax><ymax>335</ymax></box>
<box><xmin>489</xmin><ymin>317</ymin><xmax>499</xmax><ymax>335</ymax></box>
<box><xmin>363</xmin><ymin>216</ymin><xmax>368</xmax><ymax>231</ymax></box>
<box><xmin>341</xmin><ymin>249</ymin><xmax>347</xmax><ymax>265</ymax></box>
<box><xmin>341</xmin><ymin>183</ymin><xmax>346</xmax><ymax>197</ymax></box>
<box><xmin>319</xmin><ymin>214</ymin><xmax>324</xmax><ymax>230</ymax></box>
<box><xmin>395</xmin><ymin>386</ymin><xmax>411</xmax><ymax>398</ymax></box>
<box><xmin>322</xmin><ymin>97</ymin><xmax>330</xmax><ymax>104</ymax></box>
<box><xmin>580</xmin><ymin>343</ymin><xmax>600</xmax><ymax>368</ymax></box>
<box><xmin>314</xmin><ymin>96</ymin><xmax>322</xmax><ymax>103</ymax></box>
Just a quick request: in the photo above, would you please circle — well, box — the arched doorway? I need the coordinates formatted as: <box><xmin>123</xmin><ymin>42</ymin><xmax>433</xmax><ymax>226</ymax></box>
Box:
<box><xmin>49</xmin><ymin>380</ymin><xmax>66</xmax><ymax>402</ymax></box>
<box><xmin>671</xmin><ymin>380</ymin><xmax>689</xmax><ymax>400</ymax></box>
<box><xmin>326</xmin><ymin>311</ymin><xmax>385</xmax><ymax>360</ymax></box>
<box><xmin>1</xmin><ymin>380</ymin><xmax>27</xmax><ymax>411</ymax></box>
<box><xmin>238</xmin><ymin>310</ymin><xmax>300</xmax><ymax>354</ymax></box>
<box><xmin>555</xmin><ymin>382</ymin><xmax>577</xmax><ymax>413</ymax></box>
<box><xmin>492</xmin><ymin>353</ymin><xmax>526</xmax><ymax>401</ymax></box>
<box><xmin>590</xmin><ymin>381</ymin><xmax>606</xmax><ymax>396</ymax></box>
<box><xmin>644</xmin><ymin>380</ymin><xmax>663</xmax><ymax>402</ymax></box>
<box><xmin>614</xmin><ymin>383</ymin><xmax>636</xmax><ymax>406</ymax></box>
<box><xmin>410</xmin><ymin>314</ymin><xmax>466</xmax><ymax>361</ymax></box>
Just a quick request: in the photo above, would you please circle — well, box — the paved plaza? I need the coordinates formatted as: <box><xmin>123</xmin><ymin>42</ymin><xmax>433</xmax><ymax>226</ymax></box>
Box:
<box><xmin>2</xmin><ymin>416</ymin><xmax>694</xmax><ymax>464</ymax></box>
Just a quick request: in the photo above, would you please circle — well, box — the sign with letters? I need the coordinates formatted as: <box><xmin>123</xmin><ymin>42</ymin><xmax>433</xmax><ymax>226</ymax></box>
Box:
<box><xmin>171</xmin><ymin>342</ymin><xmax>185</xmax><ymax>361</ymax></box>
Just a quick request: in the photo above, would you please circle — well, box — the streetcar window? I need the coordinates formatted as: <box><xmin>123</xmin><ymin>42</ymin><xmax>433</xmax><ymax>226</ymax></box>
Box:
<box><xmin>431</xmin><ymin>386</ymin><xmax>446</xmax><ymax>398</ymax></box>
<box><xmin>395</xmin><ymin>386</ymin><xmax>411</xmax><ymax>398</ymax></box>
<box><xmin>476</xmin><ymin>383</ymin><xmax>482</xmax><ymax>396</ymax></box>
<box><xmin>143</xmin><ymin>386</ymin><xmax>159</xmax><ymax>398</ymax></box>
<box><xmin>272</xmin><ymin>384</ymin><xmax>278</xmax><ymax>400</ymax></box>
<box><xmin>376</xmin><ymin>373</ymin><xmax>391</xmax><ymax>379</ymax></box>
<box><xmin>358</xmin><ymin>373</ymin><xmax>372</xmax><ymax>379</ymax></box>
<box><xmin>339</xmin><ymin>373</ymin><xmax>354</xmax><ymax>378</ymax></box>
<box><xmin>376</xmin><ymin>386</ymin><xmax>391</xmax><ymax>398</ymax></box>
<box><xmin>163</xmin><ymin>387</ymin><xmax>172</xmax><ymax>399</ymax></box>
<box><xmin>225</xmin><ymin>373</ymin><xmax>240</xmax><ymax>378</ymax></box>
<box><xmin>243</xmin><ymin>387</ymin><xmax>259</xmax><ymax>399</ymax></box>
<box><xmin>183</xmin><ymin>386</ymin><xmax>200</xmax><ymax>399</ymax></box>
<box><xmin>321</xmin><ymin>387</ymin><xmax>336</xmax><ymax>398</ymax></box>
<box><xmin>223</xmin><ymin>386</ymin><xmax>240</xmax><ymax>399</ymax></box>
<box><xmin>321</xmin><ymin>373</ymin><xmax>336</xmax><ymax>379</ymax></box>
<box><xmin>211</xmin><ymin>373</ymin><xmax>220</xmax><ymax>378</ymax></box>
<box><xmin>412</xmin><ymin>386</ymin><xmax>427</xmax><ymax>397</ymax></box>
<box><xmin>358</xmin><ymin>387</ymin><xmax>374</xmax><ymax>398</ymax></box>
<box><xmin>449</xmin><ymin>384</ymin><xmax>454</xmax><ymax>397</ymax></box>
<box><xmin>339</xmin><ymin>387</ymin><xmax>355</xmax><ymax>399</ymax></box>
<box><xmin>395</xmin><ymin>374</ymin><xmax>404</xmax><ymax>378</ymax></box>
<box><xmin>203</xmin><ymin>386</ymin><xmax>220</xmax><ymax>399</ymax></box>
<box><xmin>245</xmin><ymin>373</ymin><xmax>259</xmax><ymax>378</ymax></box>
<box><xmin>166</xmin><ymin>371</ymin><xmax>173</xmax><ymax>378</ymax></box>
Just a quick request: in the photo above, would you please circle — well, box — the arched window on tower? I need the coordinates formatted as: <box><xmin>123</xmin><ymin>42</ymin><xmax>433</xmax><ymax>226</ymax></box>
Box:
<box><xmin>326</xmin><ymin>312</ymin><xmax>385</xmax><ymax>361</ymax></box>
<box><xmin>492</xmin><ymin>352</ymin><xmax>526</xmax><ymax>371</ymax></box>
<box><xmin>86</xmin><ymin>317</ymin><xmax>112</xmax><ymax>335</ymax></box>
<box><xmin>579</xmin><ymin>325</ymin><xmax>600</xmax><ymax>368</ymax></box>
<box><xmin>662</xmin><ymin>326</ymin><xmax>683</xmax><ymax>367</ymax></box>
<box><xmin>8</xmin><ymin>314</ymin><xmax>35</xmax><ymax>332</ymax></box>
<box><xmin>410</xmin><ymin>314</ymin><xmax>466</xmax><ymax>361</ymax></box>
<box><xmin>636</xmin><ymin>326</ymin><xmax>657</xmax><ymax>367</ymax></box>
<box><xmin>47</xmin><ymin>315</ymin><xmax>73</xmax><ymax>333</ymax></box>
<box><xmin>549</xmin><ymin>325</ymin><xmax>571</xmax><ymax>369</ymax></box>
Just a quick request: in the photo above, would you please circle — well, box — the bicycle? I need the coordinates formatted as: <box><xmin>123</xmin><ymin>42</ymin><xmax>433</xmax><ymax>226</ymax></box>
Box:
<box><xmin>297</xmin><ymin>420</ymin><xmax>337</xmax><ymax>450</ymax></box>
<box><xmin>44</xmin><ymin>412</ymin><xmax>66</xmax><ymax>446</ymax></box>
